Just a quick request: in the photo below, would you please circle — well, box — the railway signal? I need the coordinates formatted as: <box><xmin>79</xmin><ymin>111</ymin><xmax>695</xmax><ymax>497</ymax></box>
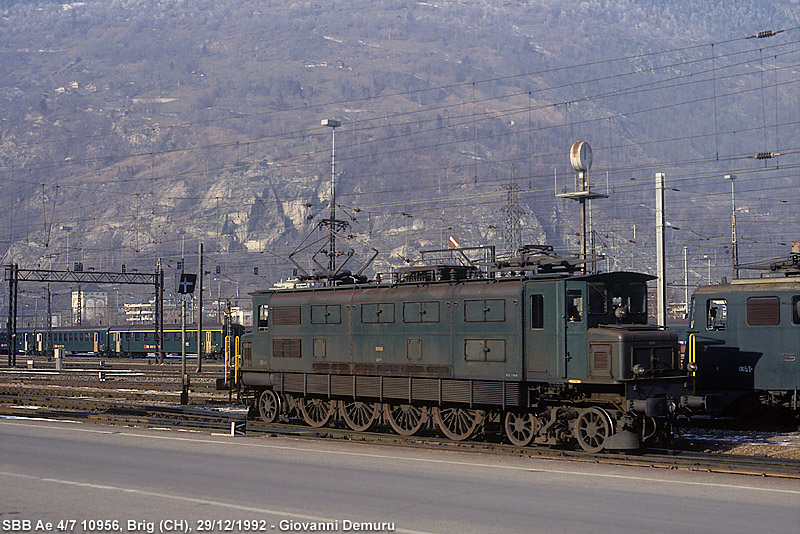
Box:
<box><xmin>177</xmin><ymin>273</ymin><xmax>197</xmax><ymax>294</ymax></box>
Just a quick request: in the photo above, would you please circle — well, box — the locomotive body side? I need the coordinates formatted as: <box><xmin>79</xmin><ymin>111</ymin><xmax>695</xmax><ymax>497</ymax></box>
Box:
<box><xmin>688</xmin><ymin>278</ymin><xmax>800</xmax><ymax>417</ymax></box>
<box><xmin>241</xmin><ymin>271</ymin><xmax>707</xmax><ymax>450</ymax></box>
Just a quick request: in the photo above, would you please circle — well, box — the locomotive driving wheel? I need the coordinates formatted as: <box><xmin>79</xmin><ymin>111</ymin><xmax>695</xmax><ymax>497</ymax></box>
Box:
<box><xmin>433</xmin><ymin>407</ymin><xmax>485</xmax><ymax>441</ymax></box>
<box><xmin>299</xmin><ymin>397</ymin><xmax>335</xmax><ymax>428</ymax></box>
<box><xmin>340</xmin><ymin>400</ymin><xmax>380</xmax><ymax>432</ymax></box>
<box><xmin>384</xmin><ymin>403</ymin><xmax>428</xmax><ymax>436</ymax></box>
<box><xmin>504</xmin><ymin>411</ymin><xmax>540</xmax><ymax>447</ymax></box>
<box><xmin>574</xmin><ymin>407</ymin><xmax>613</xmax><ymax>453</ymax></box>
<box><xmin>257</xmin><ymin>389</ymin><xmax>281</xmax><ymax>424</ymax></box>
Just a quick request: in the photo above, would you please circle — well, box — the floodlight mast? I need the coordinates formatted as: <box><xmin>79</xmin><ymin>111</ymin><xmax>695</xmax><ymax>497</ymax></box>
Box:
<box><xmin>321</xmin><ymin>119</ymin><xmax>341</xmax><ymax>280</ymax></box>
<box><xmin>556</xmin><ymin>142</ymin><xmax>607</xmax><ymax>274</ymax></box>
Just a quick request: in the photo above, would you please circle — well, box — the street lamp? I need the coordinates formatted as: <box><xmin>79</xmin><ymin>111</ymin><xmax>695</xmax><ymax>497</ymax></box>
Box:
<box><xmin>60</xmin><ymin>225</ymin><xmax>72</xmax><ymax>270</ymax></box>
<box><xmin>724</xmin><ymin>174</ymin><xmax>738</xmax><ymax>279</ymax></box>
<box><xmin>321</xmin><ymin>118</ymin><xmax>341</xmax><ymax>274</ymax></box>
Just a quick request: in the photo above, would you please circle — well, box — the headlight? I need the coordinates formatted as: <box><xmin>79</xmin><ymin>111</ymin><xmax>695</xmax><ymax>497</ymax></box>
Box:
<box><xmin>687</xmin><ymin>361</ymin><xmax>698</xmax><ymax>372</ymax></box>
<box><xmin>632</xmin><ymin>364</ymin><xmax>646</xmax><ymax>376</ymax></box>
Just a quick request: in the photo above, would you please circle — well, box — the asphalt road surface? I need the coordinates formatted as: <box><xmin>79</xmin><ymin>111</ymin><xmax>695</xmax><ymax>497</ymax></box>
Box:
<box><xmin>1</xmin><ymin>417</ymin><xmax>798</xmax><ymax>534</ymax></box>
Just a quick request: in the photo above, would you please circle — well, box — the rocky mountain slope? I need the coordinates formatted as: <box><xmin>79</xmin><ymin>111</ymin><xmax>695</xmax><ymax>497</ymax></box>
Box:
<box><xmin>0</xmin><ymin>0</ymin><xmax>798</xmax><ymax>302</ymax></box>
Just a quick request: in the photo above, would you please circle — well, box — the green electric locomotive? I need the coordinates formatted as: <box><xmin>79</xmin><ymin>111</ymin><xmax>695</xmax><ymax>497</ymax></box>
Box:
<box><xmin>237</xmin><ymin>260</ymin><xmax>715</xmax><ymax>452</ymax></box>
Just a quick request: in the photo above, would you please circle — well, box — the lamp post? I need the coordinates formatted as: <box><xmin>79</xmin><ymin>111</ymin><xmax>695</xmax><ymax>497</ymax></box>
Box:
<box><xmin>724</xmin><ymin>174</ymin><xmax>738</xmax><ymax>279</ymax></box>
<box><xmin>60</xmin><ymin>225</ymin><xmax>72</xmax><ymax>270</ymax></box>
<box><xmin>321</xmin><ymin>119</ymin><xmax>341</xmax><ymax>275</ymax></box>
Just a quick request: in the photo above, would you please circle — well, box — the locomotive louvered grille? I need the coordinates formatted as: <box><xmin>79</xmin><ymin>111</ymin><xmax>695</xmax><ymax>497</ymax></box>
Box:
<box><xmin>594</xmin><ymin>351</ymin><xmax>609</xmax><ymax>369</ymax></box>
<box><xmin>331</xmin><ymin>375</ymin><xmax>353</xmax><ymax>396</ymax></box>
<box><xmin>746</xmin><ymin>296</ymin><xmax>780</xmax><ymax>326</ymax></box>
<box><xmin>472</xmin><ymin>381</ymin><xmax>503</xmax><ymax>405</ymax></box>
<box><xmin>442</xmin><ymin>380</ymin><xmax>470</xmax><ymax>403</ymax></box>
<box><xmin>382</xmin><ymin>377</ymin><xmax>409</xmax><ymax>399</ymax></box>
<box><xmin>411</xmin><ymin>378</ymin><xmax>438</xmax><ymax>401</ymax></box>
<box><xmin>590</xmin><ymin>343</ymin><xmax>612</xmax><ymax>378</ymax></box>
<box><xmin>504</xmin><ymin>382</ymin><xmax>524</xmax><ymax>407</ymax></box>
<box><xmin>307</xmin><ymin>374</ymin><xmax>328</xmax><ymax>395</ymax></box>
<box><xmin>242</xmin><ymin>341</ymin><xmax>252</xmax><ymax>367</ymax></box>
<box><xmin>272</xmin><ymin>306</ymin><xmax>301</xmax><ymax>325</ymax></box>
<box><xmin>282</xmin><ymin>373</ymin><xmax>304</xmax><ymax>392</ymax></box>
<box><xmin>355</xmin><ymin>376</ymin><xmax>382</xmax><ymax>398</ymax></box>
<box><xmin>273</xmin><ymin>338</ymin><xmax>301</xmax><ymax>358</ymax></box>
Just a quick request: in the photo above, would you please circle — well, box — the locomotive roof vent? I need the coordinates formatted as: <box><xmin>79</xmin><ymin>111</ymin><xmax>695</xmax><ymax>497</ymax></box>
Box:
<box><xmin>394</xmin><ymin>264</ymin><xmax>482</xmax><ymax>283</ymax></box>
<box><xmin>491</xmin><ymin>245</ymin><xmax>602</xmax><ymax>277</ymax></box>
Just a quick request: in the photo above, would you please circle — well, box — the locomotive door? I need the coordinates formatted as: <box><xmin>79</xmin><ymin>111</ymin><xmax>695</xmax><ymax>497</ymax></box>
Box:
<box><xmin>565</xmin><ymin>280</ymin><xmax>588</xmax><ymax>380</ymax></box>
<box><xmin>524</xmin><ymin>281</ymin><xmax>564</xmax><ymax>380</ymax></box>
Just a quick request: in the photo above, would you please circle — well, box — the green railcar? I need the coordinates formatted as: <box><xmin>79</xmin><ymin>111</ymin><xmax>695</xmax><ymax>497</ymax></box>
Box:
<box><xmin>108</xmin><ymin>323</ymin><xmax>244</xmax><ymax>357</ymax></box>
<box><xmin>238</xmin><ymin>266</ymin><xmax>715</xmax><ymax>452</ymax></box>
<box><xmin>688</xmin><ymin>277</ymin><xmax>800</xmax><ymax>418</ymax></box>
<box><xmin>18</xmin><ymin>326</ymin><xmax>110</xmax><ymax>355</ymax></box>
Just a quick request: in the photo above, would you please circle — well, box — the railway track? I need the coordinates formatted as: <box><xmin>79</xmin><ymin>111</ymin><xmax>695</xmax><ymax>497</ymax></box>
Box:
<box><xmin>2</xmin><ymin>389</ymin><xmax>798</xmax><ymax>479</ymax></box>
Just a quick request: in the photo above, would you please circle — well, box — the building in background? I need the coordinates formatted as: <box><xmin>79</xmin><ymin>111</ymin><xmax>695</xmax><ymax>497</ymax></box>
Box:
<box><xmin>71</xmin><ymin>285</ymin><xmax>108</xmax><ymax>325</ymax></box>
<box><xmin>231</xmin><ymin>306</ymin><xmax>252</xmax><ymax>327</ymax></box>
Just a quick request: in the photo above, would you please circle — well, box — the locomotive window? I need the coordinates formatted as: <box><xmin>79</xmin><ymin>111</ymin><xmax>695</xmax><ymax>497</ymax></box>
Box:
<box><xmin>706</xmin><ymin>299</ymin><xmax>727</xmax><ymax>330</ymax></box>
<box><xmin>567</xmin><ymin>290</ymin><xmax>583</xmax><ymax>322</ymax></box>
<box><xmin>258</xmin><ymin>304</ymin><xmax>269</xmax><ymax>329</ymax></box>
<box><xmin>628</xmin><ymin>283</ymin><xmax>646</xmax><ymax>314</ymax></box>
<box><xmin>530</xmin><ymin>294</ymin><xmax>544</xmax><ymax>329</ymax></box>
<box><xmin>588</xmin><ymin>283</ymin><xmax>607</xmax><ymax>315</ymax></box>
<box><xmin>746</xmin><ymin>296</ymin><xmax>780</xmax><ymax>326</ymax></box>
<box><xmin>793</xmin><ymin>296</ymin><xmax>800</xmax><ymax>325</ymax></box>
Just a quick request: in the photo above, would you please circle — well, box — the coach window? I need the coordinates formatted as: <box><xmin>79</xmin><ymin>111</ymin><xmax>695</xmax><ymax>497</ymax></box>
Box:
<box><xmin>530</xmin><ymin>294</ymin><xmax>544</xmax><ymax>329</ymax></box>
<box><xmin>258</xmin><ymin>304</ymin><xmax>269</xmax><ymax>330</ymax></box>
<box><xmin>793</xmin><ymin>296</ymin><xmax>800</xmax><ymax>325</ymax></box>
<box><xmin>134</xmin><ymin>332</ymin><xmax>141</xmax><ymax>341</ymax></box>
<box><xmin>567</xmin><ymin>290</ymin><xmax>583</xmax><ymax>322</ymax></box>
<box><xmin>706</xmin><ymin>299</ymin><xmax>727</xmax><ymax>330</ymax></box>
